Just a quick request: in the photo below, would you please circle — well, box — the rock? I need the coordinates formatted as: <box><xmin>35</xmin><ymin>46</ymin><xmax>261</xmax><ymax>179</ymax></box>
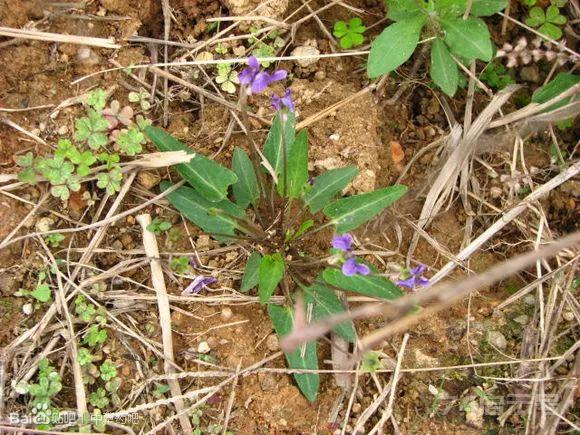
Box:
<box><xmin>258</xmin><ymin>372</ymin><xmax>277</xmax><ymax>391</ymax></box>
<box><xmin>465</xmin><ymin>399</ymin><xmax>484</xmax><ymax>428</ymax></box>
<box><xmin>513</xmin><ymin>315</ymin><xmax>528</xmax><ymax>325</ymax></box>
<box><xmin>57</xmin><ymin>125</ymin><xmax>69</xmax><ymax>135</ymax></box>
<box><xmin>314</xmin><ymin>70</ymin><xmax>326</xmax><ymax>81</ymax></box>
<box><xmin>35</xmin><ymin>217</ymin><xmax>54</xmax><ymax>233</ymax></box>
<box><xmin>197</xmin><ymin>341</ymin><xmax>211</xmax><ymax>354</ymax></box>
<box><xmin>196</xmin><ymin>235</ymin><xmax>211</xmax><ymax>251</ymax></box>
<box><xmin>76</xmin><ymin>47</ymin><xmax>100</xmax><ymax>66</ymax></box>
<box><xmin>520</xmin><ymin>65</ymin><xmax>540</xmax><ymax>83</ymax></box>
<box><xmin>413</xmin><ymin>349</ymin><xmax>439</xmax><ymax>367</ymax></box>
<box><xmin>487</xmin><ymin>330</ymin><xmax>507</xmax><ymax>350</ymax></box>
<box><xmin>266</xmin><ymin>334</ymin><xmax>279</xmax><ymax>351</ymax></box>
<box><xmin>137</xmin><ymin>171</ymin><xmax>161</xmax><ymax>190</ymax></box>
<box><xmin>351</xmin><ymin>169</ymin><xmax>376</xmax><ymax>193</ymax></box>
<box><xmin>221</xmin><ymin>307</ymin><xmax>233</xmax><ymax>320</ymax></box>
<box><xmin>220</xmin><ymin>0</ymin><xmax>288</xmax><ymax>23</ymax></box>
<box><xmin>119</xmin><ymin>232</ymin><xmax>134</xmax><ymax>249</ymax></box>
<box><xmin>562</xmin><ymin>311</ymin><xmax>574</xmax><ymax>322</ymax></box>
<box><xmin>291</xmin><ymin>45</ymin><xmax>320</xmax><ymax>67</ymax></box>
<box><xmin>352</xmin><ymin>403</ymin><xmax>362</xmax><ymax>414</ymax></box>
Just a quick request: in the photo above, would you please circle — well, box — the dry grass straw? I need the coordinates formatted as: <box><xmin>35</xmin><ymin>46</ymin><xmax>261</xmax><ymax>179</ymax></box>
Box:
<box><xmin>0</xmin><ymin>26</ymin><xmax>120</xmax><ymax>48</ymax></box>
<box><xmin>137</xmin><ymin>214</ymin><xmax>192</xmax><ymax>434</ymax></box>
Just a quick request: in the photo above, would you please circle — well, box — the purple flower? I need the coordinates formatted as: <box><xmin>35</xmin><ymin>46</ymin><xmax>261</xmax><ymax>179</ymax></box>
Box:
<box><xmin>239</xmin><ymin>56</ymin><xmax>287</xmax><ymax>94</ymax></box>
<box><xmin>182</xmin><ymin>276</ymin><xmax>217</xmax><ymax>295</ymax></box>
<box><xmin>271</xmin><ymin>88</ymin><xmax>295</xmax><ymax>112</ymax></box>
<box><xmin>332</xmin><ymin>233</ymin><xmax>353</xmax><ymax>252</ymax></box>
<box><xmin>395</xmin><ymin>264</ymin><xmax>429</xmax><ymax>290</ymax></box>
<box><xmin>342</xmin><ymin>258</ymin><xmax>370</xmax><ymax>276</ymax></box>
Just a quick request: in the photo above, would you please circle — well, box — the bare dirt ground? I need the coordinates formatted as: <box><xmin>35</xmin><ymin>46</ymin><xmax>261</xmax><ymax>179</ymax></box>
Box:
<box><xmin>0</xmin><ymin>0</ymin><xmax>578</xmax><ymax>433</ymax></box>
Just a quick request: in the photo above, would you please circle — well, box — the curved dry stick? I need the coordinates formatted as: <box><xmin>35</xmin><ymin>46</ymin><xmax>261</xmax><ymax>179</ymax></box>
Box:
<box><xmin>280</xmin><ymin>231</ymin><xmax>580</xmax><ymax>354</ymax></box>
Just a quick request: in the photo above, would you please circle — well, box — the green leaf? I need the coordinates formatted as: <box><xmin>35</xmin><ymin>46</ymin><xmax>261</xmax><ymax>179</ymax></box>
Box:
<box><xmin>368</xmin><ymin>15</ymin><xmax>426</xmax><ymax>78</ymax></box>
<box><xmin>441</xmin><ymin>17</ymin><xmax>493</xmax><ymax>61</ymax></box>
<box><xmin>386</xmin><ymin>0</ymin><xmax>424</xmax><ymax>21</ymax></box>
<box><xmin>258</xmin><ymin>253</ymin><xmax>284</xmax><ymax>304</ymax></box>
<box><xmin>435</xmin><ymin>0</ymin><xmax>467</xmax><ymax>18</ymax></box>
<box><xmin>525</xmin><ymin>7</ymin><xmax>545</xmax><ymax>26</ymax></box>
<box><xmin>87</xmin><ymin>89</ymin><xmax>107</xmax><ymax>111</ymax></box>
<box><xmin>303</xmin><ymin>166</ymin><xmax>359</xmax><ymax>213</ymax></box>
<box><xmin>302</xmin><ymin>284</ymin><xmax>356</xmax><ymax>342</ymax></box>
<box><xmin>16</xmin><ymin>151</ymin><xmax>34</xmax><ymax>168</ymax></box>
<box><xmin>96</xmin><ymin>168</ymin><xmax>123</xmax><ymax>195</ymax></box>
<box><xmin>160</xmin><ymin>181</ymin><xmax>244</xmax><ymax>240</ymax></box>
<box><xmin>267</xmin><ymin>304</ymin><xmax>319</xmax><ymax>401</ymax></box>
<box><xmin>263</xmin><ymin>112</ymin><xmax>296</xmax><ymax>183</ymax></box>
<box><xmin>75</xmin><ymin>111</ymin><xmax>109</xmax><ymax>150</ymax></box>
<box><xmin>538</xmin><ymin>22</ymin><xmax>563</xmax><ymax>39</ymax></box>
<box><xmin>333</xmin><ymin>20</ymin><xmax>349</xmax><ymax>38</ymax></box>
<box><xmin>280</xmin><ymin>129</ymin><xmax>308</xmax><ymax>198</ymax></box>
<box><xmin>116</xmin><ymin>126</ymin><xmax>145</xmax><ymax>156</ymax></box>
<box><xmin>532</xmin><ymin>73</ymin><xmax>580</xmax><ymax>111</ymax></box>
<box><xmin>546</xmin><ymin>5</ymin><xmax>566</xmax><ymax>24</ymax></box>
<box><xmin>323</xmin><ymin>185</ymin><xmax>408</xmax><ymax>233</ymax></box>
<box><xmin>232</xmin><ymin>148</ymin><xmax>259</xmax><ymax>208</ymax></box>
<box><xmin>430</xmin><ymin>38</ymin><xmax>458</xmax><ymax>97</ymax></box>
<box><xmin>322</xmin><ymin>268</ymin><xmax>404</xmax><ymax>300</ymax></box>
<box><xmin>240</xmin><ymin>252</ymin><xmax>262</xmax><ymax>292</ymax></box>
<box><xmin>146</xmin><ymin>126</ymin><xmax>237</xmax><ymax>202</ymax></box>
<box><xmin>30</xmin><ymin>283</ymin><xmax>51</xmax><ymax>302</ymax></box>
<box><xmin>470</xmin><ymin>0</ymin><xmax>508</xmax><ymax>16</ymax></box>
<box><xmin>287</xmin><ymin>219</ymin><xmax>314</xmax><ymax>242</ymax></box>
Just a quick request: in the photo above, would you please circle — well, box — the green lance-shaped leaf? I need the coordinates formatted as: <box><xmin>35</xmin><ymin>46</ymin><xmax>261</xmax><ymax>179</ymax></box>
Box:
<box><xmin>160</xmin><ymin>181</ymin><xmax>244</xmax><ymax>241</ymax></box>
<box><xmin>322</xmin><ymin>268</ymin><xmax>404</xmax><ymax>300</ymax></box>
<box><xmin>367</xmin><ymin>15</ymin><xmax>427</xmax><ymax>78</ymax></box>
<box><xmin>532</xmin><ymin>73</ymin><xmax>580</xmax><ymax>112</ymax></box>
<box><xmin>278</xmin><ymin>129</ymin><xmax>309</xmax><ymax>199</ymax></box>
<box><xmin>267</xmin><ymin>304</ymin><xmax>319</xmax><ymax>402</ymax></box>
<box><xmin>302</xmin><ymin>284</ymin><xmax>356</xmax><ymax>342</ymax></box>
<box><xmin>258</xmin><ymin>253</ymin><xmax>285</xmax><ymax>304</ymax></box>
<box><xmin>303</xmin><ymin>166</ymin><xmax>359</xmax><ymax>213</ymax></box>
<box><xmin>385</xmin><ymin>0</ymin><xmax>424</xmax><ymax>21</ymax></box>
<box><xmin>441</xmin><ymin>17</ymin><xmax>493</xmax><ymax>62</ymax></box>
<box><xmin>232</xmin><ymin>148</ymin><xmax>260</xmax><ymax>208</ymax></box>
<box><xmin>323</xmin><ymin>185</ymin><xmax>408</xmax><ymax>233</ymax></box>
<box><xmin>240</xmin><ymin>252</ymin><xmax>262</xmax><ymax>292</ymax></box>
<box><xmin>263</xmin><ymin>112</ymin><xmax>296</xmax><ymax>183</ymax></box>
<box><xmin>435</xmin><ymin>0</ymin><xmax>468</xmax><ymax>18</ymax></box>
<box><xmin>430</xmin><ymin>38</ymin><xmax>459</xmax><ymax>97</ymax></box>
<box><xmin>146</xmin><ymin>126</ymin><xmax>237</xmax><ymax>202</ymax></box>
<box><xmin>470</xmin><ymin>0</ymin><xmax>508</xmax><ymax>16</ymax></box>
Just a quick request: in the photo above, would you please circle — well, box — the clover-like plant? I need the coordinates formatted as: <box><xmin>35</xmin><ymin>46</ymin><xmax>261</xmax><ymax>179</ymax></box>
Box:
<box><xmin>525</xmin><ymin>0</ymin><xmax>567</xmax><ymax>40</ymax></box>
<box><xmin>333</xmin><ymin>17</ymin><xmax>366</xmax><ymax>49</ymax></box>
<box><xmin>15</xmin><ymin>358</ymin><xmax>63</xmax><ymax>429</ymax></box>
<box><xmin>215</xmin><ymin>63</ymin><xmax>240</xmax><ymax>94</ymax></box>
<box><xmin>368</xmin><ymin>0</ymin><xmax>507</xmax><ymax>96</ymax></box>
<box><xmin>146</xmin><ymin>56</ymin><xmax>409</xmax><ymax>401</ymax></box>
<box><xmin>16</xmin><ymin>88</ymin><xmax>151</xmax><ymax>201</ymax></box>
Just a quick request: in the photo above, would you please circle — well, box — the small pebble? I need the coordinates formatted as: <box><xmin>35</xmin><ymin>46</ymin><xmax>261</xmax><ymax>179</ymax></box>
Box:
<box><xmin>57</xmin><ymin>125</ymin><xmax>69</xmax><ymax>135</ymax></box>
<box><xmin>352</xmin><ymin>403</ymin><xmax>362</xmax><ymax>413</ymax></box>
<box><xmin>562</xmin><ymin>311</ymin><xmax>574</xmax><ymax>322</ymax></box>
<box><xmin>221</xmin><ymin>307</ymin><xmax>233</xmax><ymax>320</ymax></box>
<box><xmin>76</xmin><ymin>46</ymin><xmax>100</xmax><ymax>66</ymax></box>
<box><xmin>35</xmin><ymin>217</ymin><xmax>54</xmax><ymax>233</ymax></box>
<box><xmin>487</xmin><ymin>330</ymin><xmax>507</xmax><ymax>350</ymax></box>
<box><xmin>314</xmin><ymin>70</ymin><xmax>326</xmax><ymax>81</ymax></box>
<box><xmin>197</xmin><ymin>341</ymin><xmax>211</xmax><ymax>354</ymax></box>
<box><xmin>266</xmin><ymin>334</ymin><xmax>279</xmax><ymax>351</ymax></box>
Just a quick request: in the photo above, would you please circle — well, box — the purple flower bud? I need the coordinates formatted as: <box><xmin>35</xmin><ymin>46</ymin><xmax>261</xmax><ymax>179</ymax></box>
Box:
<box><xmin>395</xmin><ymin>264</ymin><xmax>429</xmax><ymax>290</ymax></box>
<box><xmin>332</xmin><ymin>233</ymin><xmax>353</xmax><ymax>252</ymax></box>
<box><xmin>271</xmin><ymin>88</ymin><xmax>295</xmax><ymax>112</ymax></box>
<box><xmin>240</xmin><ymin>56</ymin><xmax>287</xmax><ymax>95</ymax></box>
<box><xmin>342</xmin><ymin>258</ymin><xmax>370</xmax><ymax>276</ymax></box>
<box><xmin>182</xmin><ymin>276</ymin><xmax>217</xmax><ymax>295</ymax></box>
